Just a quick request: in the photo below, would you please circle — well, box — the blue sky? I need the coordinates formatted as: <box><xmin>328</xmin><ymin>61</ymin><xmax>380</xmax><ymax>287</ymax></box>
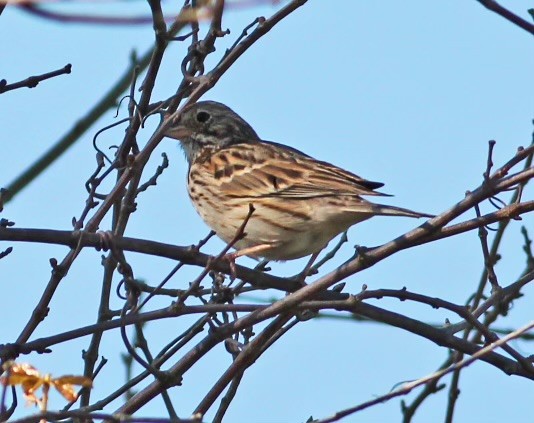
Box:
<box><xmin>1</xmin><ymin>1</ymin><xmax>533</xmax><ymax>421</ymax></box>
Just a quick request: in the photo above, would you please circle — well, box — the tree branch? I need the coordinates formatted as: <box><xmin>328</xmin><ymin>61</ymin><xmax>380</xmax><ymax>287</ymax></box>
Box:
<box><xmin>0</xmin><ymin>63</ymin><xmax>71</xmax><ymax>94</ymax></box>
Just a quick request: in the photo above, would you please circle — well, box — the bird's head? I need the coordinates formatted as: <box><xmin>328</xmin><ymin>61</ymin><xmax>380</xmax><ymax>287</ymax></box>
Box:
<box><xmin>164</xmin><ymin>101</ymin><xmax>259</xmax><ymax>164</ymax></box>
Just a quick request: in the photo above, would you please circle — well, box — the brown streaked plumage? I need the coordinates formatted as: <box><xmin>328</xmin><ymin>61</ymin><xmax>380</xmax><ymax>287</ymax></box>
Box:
<box><xmin>165</xmin><ymin>101</ymin><xmax>432</xmax><ymax>261</ymax></box>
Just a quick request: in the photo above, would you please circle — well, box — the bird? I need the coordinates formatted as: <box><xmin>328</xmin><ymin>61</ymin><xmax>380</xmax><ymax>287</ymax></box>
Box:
<box><xmin>164</xmin><ymin>101</ymin><xmax>432</xmax><ymax>267</ymax></box>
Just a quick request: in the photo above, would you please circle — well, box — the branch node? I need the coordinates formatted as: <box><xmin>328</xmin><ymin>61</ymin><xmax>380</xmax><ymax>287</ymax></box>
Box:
<box><xmin>0</xmin><ymin>218</ymin><xmax>15</xmax><ymax>228</ymax></box>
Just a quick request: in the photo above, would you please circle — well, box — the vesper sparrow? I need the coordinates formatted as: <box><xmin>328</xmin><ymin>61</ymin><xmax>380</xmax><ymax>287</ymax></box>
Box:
<box><xmin>165</xmin><ymin>101</ymin><xmax>432</xmax><ymax>263</ymax></box>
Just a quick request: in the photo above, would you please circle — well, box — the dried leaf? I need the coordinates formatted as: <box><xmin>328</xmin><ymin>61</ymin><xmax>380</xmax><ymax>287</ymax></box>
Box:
<box><xmin>1</xmin><ymin>363</ymin><xmax>92</xmax><ymax>410</ymax></box>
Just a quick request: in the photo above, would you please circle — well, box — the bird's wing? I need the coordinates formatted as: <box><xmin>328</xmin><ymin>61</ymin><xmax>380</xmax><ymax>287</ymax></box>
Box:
<box><xmin>194</xmin><ymin>141</ymin><xmax>389</xmax><ymax>199</ymax></box>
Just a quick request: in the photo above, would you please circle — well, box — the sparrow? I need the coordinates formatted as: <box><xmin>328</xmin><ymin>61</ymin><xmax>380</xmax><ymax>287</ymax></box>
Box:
<box><xmin>164</xmin><ymin>101</ymin><xmax>432</xmax><ymax>264</ymax></box>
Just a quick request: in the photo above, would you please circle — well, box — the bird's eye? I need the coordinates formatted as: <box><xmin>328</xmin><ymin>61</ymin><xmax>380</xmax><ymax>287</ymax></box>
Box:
<box><xmin>196</xmin><ymin>111</ymin><xmax>211</xmax><ymax>123</ymax></box>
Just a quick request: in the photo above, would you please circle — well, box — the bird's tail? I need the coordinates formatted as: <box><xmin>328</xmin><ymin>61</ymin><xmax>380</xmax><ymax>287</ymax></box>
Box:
<box><xmin>369</xmin><ymin>203</ymin><xmax>434</xmax><ymax>219</ymax></box>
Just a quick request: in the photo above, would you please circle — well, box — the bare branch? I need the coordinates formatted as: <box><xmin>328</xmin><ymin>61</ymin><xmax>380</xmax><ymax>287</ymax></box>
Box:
<box><xmin>0</xmin><ymin>63</ymin><xmax>71</xmax><ymax>94</ymax></box>
<box><xmin>477</xmin><ymin>0</ymin><xmax>534</xmax><ymax>35</ymax></box>
<box><xmin>314</xmin><ymin>321</ymin><xmax>534</xmax><ymax>423</ymax></box>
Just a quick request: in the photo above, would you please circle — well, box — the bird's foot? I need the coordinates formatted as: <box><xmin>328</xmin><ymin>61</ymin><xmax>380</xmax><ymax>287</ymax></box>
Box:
<box><xmin>222</xmin><ymin>252</ymin><xmax>239</xmax><ymax>281</ymax></box>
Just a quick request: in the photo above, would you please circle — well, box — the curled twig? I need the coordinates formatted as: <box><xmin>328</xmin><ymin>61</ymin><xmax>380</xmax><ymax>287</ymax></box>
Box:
<box><xmin>136</xmin><ymin>153</ymin><xmax>169</xmax><ymax>194</ymax></box>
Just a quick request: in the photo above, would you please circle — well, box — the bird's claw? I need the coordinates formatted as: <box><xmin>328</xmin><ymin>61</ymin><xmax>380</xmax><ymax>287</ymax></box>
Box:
<box><xmin>223</xmin><ymin>252</ymin><xmax>238</xmax><ymax>281</ymax></box>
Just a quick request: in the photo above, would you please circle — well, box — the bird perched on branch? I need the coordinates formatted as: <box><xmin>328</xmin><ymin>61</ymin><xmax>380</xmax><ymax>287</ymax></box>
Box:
<box><xmin>164</xmin><ymin>101</ymin><xmax>432</xmax><ymax>267</ymax></box>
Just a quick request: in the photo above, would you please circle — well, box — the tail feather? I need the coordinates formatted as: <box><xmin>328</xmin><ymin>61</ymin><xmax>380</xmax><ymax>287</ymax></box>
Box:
<box><xmin>370</xmin><ymin>203</ymin><xmax>434</xmax><ymax>219</ymax></box>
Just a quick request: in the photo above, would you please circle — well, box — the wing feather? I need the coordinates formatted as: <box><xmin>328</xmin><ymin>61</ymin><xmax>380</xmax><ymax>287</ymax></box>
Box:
<box><xmin>194</xmin><ymin>141</ymin><xmax>388</xmax><ymax>200</ymax></box>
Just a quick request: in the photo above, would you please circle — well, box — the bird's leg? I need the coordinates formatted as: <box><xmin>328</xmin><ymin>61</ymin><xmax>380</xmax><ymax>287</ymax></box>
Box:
<box><xmin>230</xmin><ymin>243</ymin><xmax>276</xmax><ymax>258</ymax></box>
<box><xmin>224</xmin><ymin>243</ymin><xmax>275</xmax><ymax>280</ymax></box>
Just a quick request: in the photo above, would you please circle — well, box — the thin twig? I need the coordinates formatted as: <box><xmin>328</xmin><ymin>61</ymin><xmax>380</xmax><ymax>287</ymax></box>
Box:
<box><xmin>193</xmin><ymin>314</ymin><xmax>294</xmax><ymax>417</ymax></box>
<box><xmin>314</xmin><ymin>320</ymin><xmax>534</xmax><ymax>423</ymax></box>
<box><xmin>477</xmin><ymin>0</ymin><xmax>534</xmax><ymax>35</ymax></box>
<box><xmin>0</xmin><ymin>64</ymin><xmax>71</xmax><ymax>94</ymax></box>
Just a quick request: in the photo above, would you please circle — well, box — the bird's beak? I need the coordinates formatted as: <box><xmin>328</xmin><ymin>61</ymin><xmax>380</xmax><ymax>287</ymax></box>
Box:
<box><xmin>165</xmin><ymin>125</ymin><xmax>193</xmax><ymax>141</ymax></box>
<box><xmin>161</xmin><ymin>113</ymin><xmax>192</xmax><ymax>141</ymax></box>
